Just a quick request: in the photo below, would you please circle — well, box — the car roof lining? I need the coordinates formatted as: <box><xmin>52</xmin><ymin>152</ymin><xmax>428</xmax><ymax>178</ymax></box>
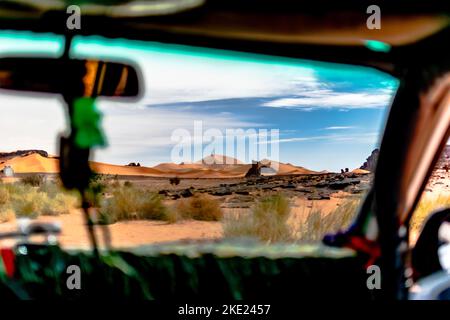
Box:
<box><xmin>122</xmin><ymin>12</ymin><xmax>449</xmax><ymax>47</ymax></box>
<box><xmin>0</xmin><ymin>1</ymin><xmax>448</xmax><ymax>46</ymax></box>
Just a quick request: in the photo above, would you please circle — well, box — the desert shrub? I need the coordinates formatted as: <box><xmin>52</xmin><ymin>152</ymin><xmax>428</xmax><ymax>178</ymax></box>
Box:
<box><xmin>86</xmin><ymin>180</ymin><xmax>106</xmax><ymax>207</ymax></box>
<box><xmin>176</xmin><ymin>194</ymin><xmax>223</xmax><ymax>221</ymax></box>
<box><xmin>169</xmin><ymin>177</ymin><xmax>181</xmax><ymax>186</ymax></box>
<box><xmin>297</xmin><ymin>198</ymin><xmax>360</xmax><ymax>242</ymax></box>
<box><xmin>41</xmin><ymin>193</ymin><xmax>78</xmax><ymax>216</ymax></box>
<box><xmin>108</xmin><ymin>175</ymin><xmax>121</xmax><ymax>188</ymax></box>
<box><xmin>38</xmin><ymin>181</ymin><xmax>60</xmax><ymax>197</ymax></box>
<box><xmin>123</xmin><ymin>181</ymin><xmax>133</xmax><ymax>188</ymax></box>
<box><xmin>89</xmin><ymin>173</ymin><xmax>103</xmax><ymax>183</ymax></box>
<box><xmin>11</xmin><ymin>189</ymin><xmax>47</xmax><ymax>218</ymax></box>
<box><xmin>224</xmin><ymin>195</ymin><xmax>361</xmax><ymax>244</ymax></box>
<box><xmin>34</xmin><ymin>181</ymin><xmax>78</xmax><ymax>216</ymax></box>
<box><xmin>3</xmin><ymin>183</ymin><xmax>31</xmax><ymax>197</ymax></box>
<box><xmin>110</xmin><ymin>180</ymin><xmax>121</xmax><ymax>189</ymax></box>
<box><xmin>0</xmin><ymin>182</ymin><xmax>78</xmax><ymax>218</ymax></box>
<box><xmin>410</xmin><ymin>193</ymin><xmax>450</xmax><ymax>235</ymax></box>
<box><xmin>223</xmin><ymin>194</ymin><xmax>291</xmax><ymax>243</ymax></box>
<box><xmin>98</xmin><ymin>187</ymin><xmax>175</xmax><ymax>224</ymax></box>
<box><xmin>21</xmin><ymin>174</ymin><xmax>44</xmax><ymax>187</ymax></box>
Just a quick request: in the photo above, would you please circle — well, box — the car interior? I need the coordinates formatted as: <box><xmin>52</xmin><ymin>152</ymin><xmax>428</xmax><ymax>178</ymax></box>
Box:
<box><xmin>0</xmin><ymin>0</ymin><xmax>449</xmax><ymax>301</ymax></box>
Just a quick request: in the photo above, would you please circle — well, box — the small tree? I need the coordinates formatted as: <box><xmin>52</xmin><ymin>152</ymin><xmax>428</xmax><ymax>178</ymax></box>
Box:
<box><xmin>169</xmin><ymin>177</ymin><xmax>181</xmax><ymax>186</ymax></box>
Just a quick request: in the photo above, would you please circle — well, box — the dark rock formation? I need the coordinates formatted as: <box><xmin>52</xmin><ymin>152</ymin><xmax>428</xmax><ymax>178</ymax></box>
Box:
<box><xmin>308</xmin><ymin>194</ymin><xmax>331</xmax><ymax>200</ymax></box>
<box><xmin>245</xmin><ymin>161</ymin><xmax>271</xmax><ymax>178</ymax></box>
<box><xmin>211</xmin><ymin>188</ymin><xmax>232</xmax><ymax>196</ymax></box>
<box><xmin>126</xmin><ymin>162</ymin><xmax>141</xmax><ymax>167</ymax></box>
<box><xmin>157</xmin><ymin>171</ymin><xmax>372</xmax><ymax>203</ymax></box>
<box><xmin>280</xmin><ymin>183</ymin><xmax>296</xmax><ymax>189</ymax></box>
<box><xmin>245</xmin><ymin>162</ymin><xmax>261</xmax><ymax>177</ymax></box>
<box><xmin>360</xmin><ymin>149</ymin><xmax>379</xmax><ymax>171</ymax></box>
<box><xmin>180</xmin><ymin>188</ymin><xmax>194</xmax><ymax>198</ymax></box>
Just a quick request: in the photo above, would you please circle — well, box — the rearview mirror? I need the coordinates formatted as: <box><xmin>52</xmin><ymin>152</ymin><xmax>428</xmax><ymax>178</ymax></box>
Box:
<box><xmin>0</xmin><ymin>57</ymin><xmax>141</xmax><ymax>98</ymax></box>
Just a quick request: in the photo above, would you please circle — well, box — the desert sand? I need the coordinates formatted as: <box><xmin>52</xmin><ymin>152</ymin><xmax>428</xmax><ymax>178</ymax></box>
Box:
<box><xmin>0</xmin><ymin>210</ymin><xmax>222</xmax><ymax>250</ymax></box>
<box><xmin>0</xmin><ymin>153</ymin><xmax>162</xmax><ymax>176</ymax></box>
<box><xmin>0</xmin><ymin>152</ymin><xmax>317</xmax><ymax>178</ymax></box>
<box><xmin>0</xmin><ymin>150</ymin><xmax>370</xmax><ymax>249</ymax></box>
<box><xmin>0</xmin><ymin>194</ymin><xmax>353</xmax><ymax>250</ymax></box>
<box><xmin>0</xmin><ymin>153</ymin><xmax>59</xmax><ymax>173</ymax></box>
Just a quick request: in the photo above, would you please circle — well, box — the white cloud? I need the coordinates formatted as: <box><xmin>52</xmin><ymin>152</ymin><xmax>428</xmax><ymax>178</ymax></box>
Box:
<box><xmin>324</xmin><ymin>126</ymin><xmax>355</xmax><ymax>130</ymax></box>
<box><xmin>262</xmin><ymin>88</ymin><xmax>394</xmax><ymax>110</ymax></box>
<box><xmin>0</xmin><ymin>35</ymin><xmax>394</xmax><ymax>169</ymax></box>
<box><xmin>73</xmin><ymin>41</ymin><xmax>321</xmax><ymax>105</ymax></box>
<box><xmin>94</xmin><ymin>101</ymin><xmax>263</xmax><ymax>165</ymax></box>
<box><xmin>258</xmin><ymin>132</ymin><xmax>379</xmax><ymax>145</ymax></box>
<box><xmin>139</xmin><ymin>61</ymin><xmax>319</xmax><ymax>105</ymax></box>
<box><xmin>0</xmin><ymin>94</ymin><xmax>266</xmax><ymax>166</ymax></box>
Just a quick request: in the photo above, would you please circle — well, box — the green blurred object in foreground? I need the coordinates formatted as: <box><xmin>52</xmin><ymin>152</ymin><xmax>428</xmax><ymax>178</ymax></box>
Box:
<box><xmin>1</xmin><ymin>241</ymin><xmax>373</xmax><ymax>300</ymax></box>
<box><xmin>72</xmin><ymin>97</ymin><xmax>107</xmax><ymax>149</ymax></box>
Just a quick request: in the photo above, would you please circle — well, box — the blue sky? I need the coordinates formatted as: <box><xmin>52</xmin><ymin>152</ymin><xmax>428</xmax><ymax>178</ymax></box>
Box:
<box><xmin>0</xmin><ymin>31</ymin><xmax>398</xmax><ymax>172</ymax></box>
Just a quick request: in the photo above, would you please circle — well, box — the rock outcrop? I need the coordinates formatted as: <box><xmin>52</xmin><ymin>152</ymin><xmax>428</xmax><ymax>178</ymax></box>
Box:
<box><xmin>245</xmin><ymin>161</ymin><xmax>271</xmax><ymax>178</ymax></box>
<box><xmin>360</xmin><ymin>149</ymin><xmax>379</xmax><ymax>171</ymax></box>
<box><xmin>438</xmin><ymin>145</ymin><xmax>450</xmax><ymax>169</ymax></box>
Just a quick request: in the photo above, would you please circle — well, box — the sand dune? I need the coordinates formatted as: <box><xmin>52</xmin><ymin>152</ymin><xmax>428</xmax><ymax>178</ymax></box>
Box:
<box><xmin>0</xmin><ymin>153</ymin><xmax>163</xmax><ymax>176</ymax></box>
<box><xmin>90</xmin><ymin>161</ymin><xmax>162</xmax><ymax>176</ymax></box>
<box><xmin>1</xmin><ymin>152</ymin><xmax>318</xmax><ymax>178</ymax></box>
<box><xmin>153</xmin><ymin>162</ymin><xmax>205</xmax><ymax>172</ymax></box>
<box><xmin>155</xmin><ymin>162</ymin><xmax>251</xmax><ymax>178</ymax></box>
<box><xmin>352</xmin><ymin>168</ymin><xmax>370</xmax><ymax>174</ymax></box>
<box><xmin>155</xmin><ymin>161</ymin><xmax>317</xmax><ymax>178</ymax></box>
<box><xmin>267</xmin><ymin>160</ymin><xmax>317</xmax><ymax>175</ymax></box>
<box><xmin>0</xmin><ymin>153</ymin><xmax>59</xmax><ymax>173</ymax></box>
<box><xmin>196</xmin><ymin>154</ymin><xmax>243</xmax><ymax>165</ymax></box>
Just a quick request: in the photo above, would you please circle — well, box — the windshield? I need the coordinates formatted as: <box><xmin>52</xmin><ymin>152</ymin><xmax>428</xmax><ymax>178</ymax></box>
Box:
<box><xmin>0</xmin><ymin>31</ymin><xmax>399</xmax><ymax>249</ymax></box>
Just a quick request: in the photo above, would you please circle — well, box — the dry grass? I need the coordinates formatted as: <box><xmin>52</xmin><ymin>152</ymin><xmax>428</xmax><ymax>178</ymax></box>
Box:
<box><xmin>223</xmin><ymin>194</ymin><xmax>293</xmax><ymax>243</ymax></box>
<box><xmin>0</xmin><ymin>184</ymin><xmax>14</xmax><ymax>222</ymax></box>
<box><xmin>176</xmin><ymin>194</ymin><xmax>223</xmax><ymax>221</ymax></box>
<box><xmin>223</xmin><ymin>194</ymin><xmax>361</xmax><ymax>244</ymax></box>
<box><xmin>123</xmin><ymin>181</ymin><xmax>133</xmax><ymax>188</ymax></box>
<box><xmin>410</xmin><ymin>192</ymin><xmax>450</xmax><ymax>235</ymax></box>
<box><xmin>0</xmin><ymin>184</ymin><xmax>15</xmax><ymax>223</ymax></box>
<box><xmin>0</xmin><ymin>182</ymin><xmax>78</xmax><ymax>221</ymax></box>
<box><xmin>21</xmin><ymin>174</ymin><xmax>45</xmax><ymax>187</ymax></box>
<box><xmin>41</xmin><ymin>193</ymin><xmax>78</xmax><ymax>216</ymax></box>
<box><xmin>0</xmin><ymin>185</ymin><xmax>9</xmax><ymax>206</ymax></box>
<box><xmin>98</xmin><ymin>187</ymin><xmax>176</xmax><ymax>224</ymax></box>
<box><xmin>223</xmin><ymin>190</ymin><xmax>450</xmax><ymax>245</ymax></box>
<box><xmin>10</xmin><ymin>189</ymin><xmax>47</xmax><ymax>218</ymax></box>
<box><xmin>296</xmin><ymin>198</ymin><xmax>361</xmax><ymax>242</ymax></box>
